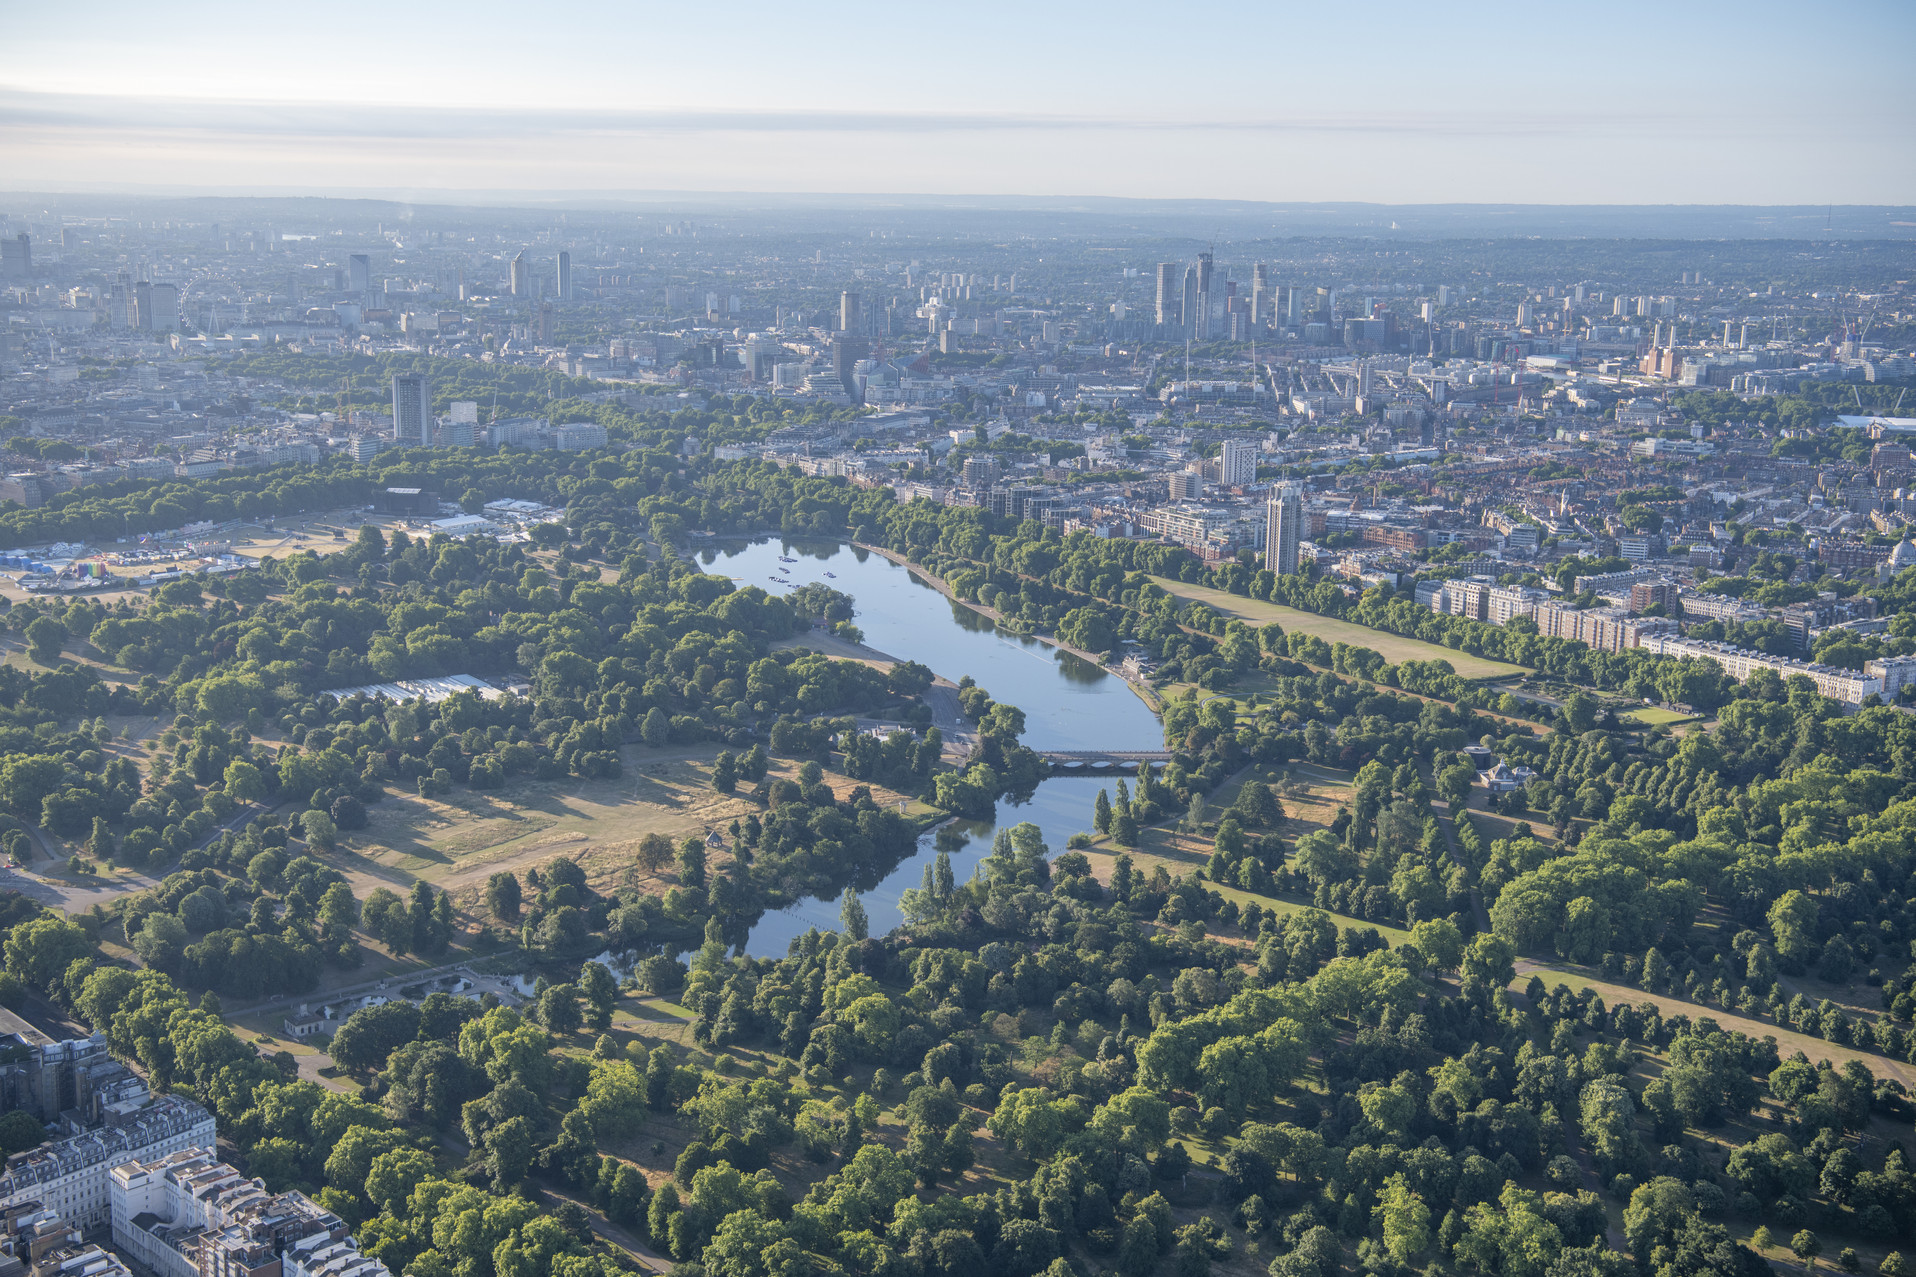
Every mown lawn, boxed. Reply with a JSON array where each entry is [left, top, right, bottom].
[[1146, 577, 1526, 678]]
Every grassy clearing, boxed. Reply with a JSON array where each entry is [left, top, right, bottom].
[[1516, 963, 1916, 1088], [331, 749, 934, 912], [1146, 576, 1527, 678], [1622, 705, 1697, 727]]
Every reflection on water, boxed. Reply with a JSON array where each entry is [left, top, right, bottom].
[[699, 537, 1160, 752], [741, 775, 1116, 957], [687, 537, 1164, 957]]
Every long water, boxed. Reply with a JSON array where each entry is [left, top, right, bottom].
[[694, 538, 1164, 954]]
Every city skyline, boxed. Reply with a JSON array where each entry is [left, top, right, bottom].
[[3, 0, 1912, 204]]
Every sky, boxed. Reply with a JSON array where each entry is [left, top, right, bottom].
[[2, 0, 1913, 204]]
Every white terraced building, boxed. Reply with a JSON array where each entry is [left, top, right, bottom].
[[111, 1148, 389, 1277], [1638, 635, 1882, 705], [0, 1095, 214, 1232]]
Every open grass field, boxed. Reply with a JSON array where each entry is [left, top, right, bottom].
[[1622, 705, 1697, 727], [1519, 961, 1916, 1090], [326, 748, 938, 914], [1146, 576, 1526, 678]]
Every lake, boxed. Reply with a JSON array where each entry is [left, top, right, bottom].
[[694, 537, 1164, 955]]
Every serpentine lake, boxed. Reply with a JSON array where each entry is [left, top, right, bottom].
[[695, 538, 1165, 956]]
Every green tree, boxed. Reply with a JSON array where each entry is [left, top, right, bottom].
[[640, 707, 669, 747], [4, 914, 91, 992], [1438, 762, 1476, 806], [539, 983, 581, 1034], [1580, 1077, 1640, 1168], [324, 1124, 407, 1193], [0, 1110, 47, 1157], [578, 961, 617, 1030], [486, 872, 522, 920], [223, 759, 267, 805], [1118, 1214, 1159, 1277], [486, 1114, 536, 1185], [676, 838, 706, 888], [1461, 933, 1516, 989], [1410, 918, 1464, 974], [132, 913, 187, 972], [1623, 1178, 1695, 1259], [1767, 890, 1819, 967], [839, 886, 868, 941], [24, 616, 65, 665], [1559, 691, 1598, 734], [364, 1147, 435, 1214], [1376, 1173, 1431, 1264], [300, 810, 338, 851]]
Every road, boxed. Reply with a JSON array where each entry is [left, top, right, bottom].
[[4, 797, 267, 914], [919, 682, 976, 761]]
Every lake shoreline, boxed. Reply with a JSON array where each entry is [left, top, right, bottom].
[[685, 535, 1164, 952], [847, 539, 1164, 715]]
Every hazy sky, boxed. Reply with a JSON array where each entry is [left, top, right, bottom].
[[3, 0, 1912, 203]]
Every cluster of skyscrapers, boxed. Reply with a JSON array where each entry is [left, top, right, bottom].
[[1154, 254, 1327, 343]]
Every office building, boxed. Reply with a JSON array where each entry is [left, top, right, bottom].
[[742, 332, 778, 381], [1629, 579, 1679, 614], [1265, 486, 1303, 574], [1486, 584, 1547, 626], [131, 281, 151, 331], [1155, 263, 1177, 327], [148, 284, 179, 333], [390, 373, 431, 446], [1139, 503, 1264, 556], [346, 254, 370, 293], [961, 456, 1000, 488], [509, 251, 529, 297], [839, 291, 861, 334], [1181, 265, 1197, 336], [1168, 471, 1201, 501], [832, 338, 865, 400], [1251, 263, 1268, 325], [1195, 251, 1213, 338], [556, 250, 572, 300], [537, 303, 553, 345], [2, 235, 30, 282], [112, 1148, 390, 1277], [487, 419, 548, 450], [1219, 438, 1257, 487], [555, 423, 607, 450]]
